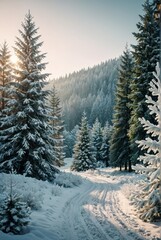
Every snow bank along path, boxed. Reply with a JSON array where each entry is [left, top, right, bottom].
[[0, 164, 160, 240], [60, 169, 160, 240]]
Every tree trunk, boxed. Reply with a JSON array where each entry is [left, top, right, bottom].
[[124, 161, 127, 171], [128, 160, 132, 172]]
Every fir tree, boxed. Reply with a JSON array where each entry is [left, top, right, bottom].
[[91, 118, 103, 165], [0, 176, 30, 234], [0, 12, 59, 181], [100, 122, 112, 167], [64, 125, 79, 157], [49, 85, 64, 167], [109, 46, 134, 171], [71, 113, 96, 171], [0, 42, 12, 113], [133, 70, 161, 222], [129, 0, 160, 165]]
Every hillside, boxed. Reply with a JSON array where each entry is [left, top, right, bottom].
[[47, 58, 120, 131]]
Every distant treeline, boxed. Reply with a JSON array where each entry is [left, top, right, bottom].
[[48, 58, 120, 131]]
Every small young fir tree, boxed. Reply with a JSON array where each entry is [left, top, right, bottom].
[[71, 113, 96, 171], [0, 176, 31, 234]]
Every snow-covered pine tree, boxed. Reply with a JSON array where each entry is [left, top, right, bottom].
[[129, 0, 160, 166], [109, 46, 134, 171], [0, 42, 12, 113], [71, 113, 96, 171], [91, 118, 103, 166], [133, 69, 161, 222], [100, 121, 112, 167], [49, 85, 64, 167], [0, 12, 59, 181], [64, 125, 79, 157], [0, 176, 30, 234]]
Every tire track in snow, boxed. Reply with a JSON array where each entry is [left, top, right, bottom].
[[61, 182, 96, 240], [82, 173, 132, 239], [90, 173, 157, 240], [105, 189, 145, 240], [61, 179, 116, 240], [60, 171, 158, 240], [84, 180, 137, 240], [108, 190, 156, 240], [83, 186, 121, 240]]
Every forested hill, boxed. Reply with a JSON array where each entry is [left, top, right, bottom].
[[47, 58, 120, 131]]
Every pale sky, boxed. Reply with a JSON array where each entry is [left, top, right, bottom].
[[0, 0, 143, 78]]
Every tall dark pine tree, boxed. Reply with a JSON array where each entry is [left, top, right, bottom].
[[0, 12, 59, 181], [49, 85, 64, 167], [109, 47, 134, 171], [71, 113, 96, 171], [129, 0, 160, 165], [0, 42, 12, 113]]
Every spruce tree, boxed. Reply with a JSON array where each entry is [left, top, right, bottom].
[[100, 122, 112, 167], [0, 175, 31, 234], [0, 42, 12, 113], [0, 12, 59, 181], [64, 125, 79, 157], [71, 113, 96, 171], [132, 70, 161, 222], [109, 47, 134, 171], [129, 0, 160, 165], [91, 118, 103, 165], [0, 194, 30, 234], [49, 85, 64, 167]]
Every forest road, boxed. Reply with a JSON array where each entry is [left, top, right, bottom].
[[60, 170, 157, 240]]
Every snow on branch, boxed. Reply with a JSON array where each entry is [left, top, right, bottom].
[[134, 65, 161, 222]]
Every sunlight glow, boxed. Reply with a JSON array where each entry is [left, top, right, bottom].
[[11, 54, 18, 65]]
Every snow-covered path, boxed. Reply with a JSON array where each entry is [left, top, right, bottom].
[[59, 170, 160, 240], [0, 164, 160, 240]]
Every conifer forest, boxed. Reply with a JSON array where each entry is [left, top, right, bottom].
[[0, 1, 161, 239]]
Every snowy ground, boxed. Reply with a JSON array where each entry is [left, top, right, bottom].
[[0, 158, 160, 240]]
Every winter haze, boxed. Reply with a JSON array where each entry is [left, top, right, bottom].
[[0, 0, 143, 78]]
